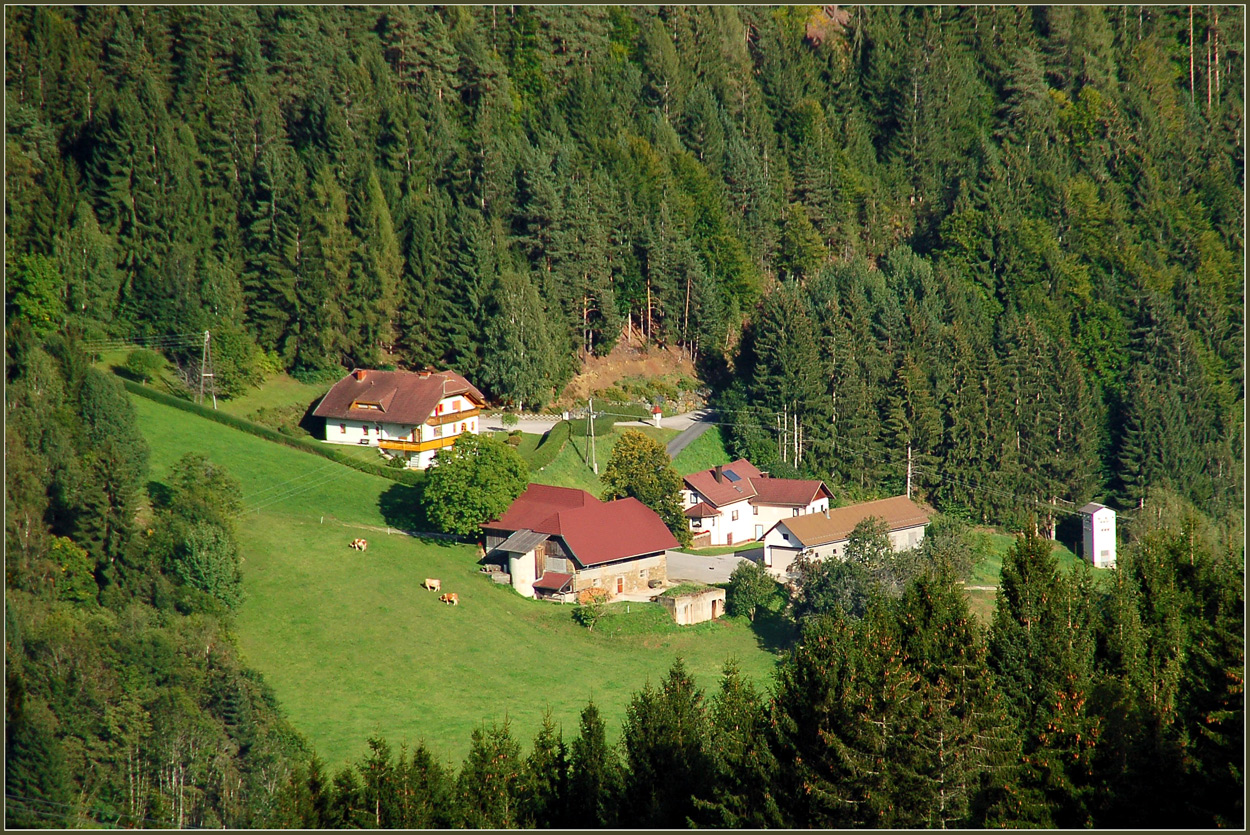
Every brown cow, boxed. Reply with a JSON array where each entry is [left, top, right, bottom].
[[424, 578, 441, 592], [439, 592, 459, 606], [349, 538, 369, 551]]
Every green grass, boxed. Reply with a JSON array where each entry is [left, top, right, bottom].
[[672, 425, 731, 475], [132, 395, 780, 770], [679, 541, 766, 556], [215, 372, 327, 421], [964, 531, 1110, 623], [530, 426, 679, 495]]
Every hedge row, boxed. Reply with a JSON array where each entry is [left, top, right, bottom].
[[526, 420, 571, 472], [567, 413, 619, 438], [121, 380, 423, 486]]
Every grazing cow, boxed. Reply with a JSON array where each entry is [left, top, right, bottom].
[[424, 578, 441, 592], [358, 539, 367, 552], [349, 539, 361, 550], [439, 592, 459, 606]]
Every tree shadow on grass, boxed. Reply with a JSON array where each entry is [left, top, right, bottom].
[[749, 607, 800, 656], [378, 481, 428, 531], [146, 480, 173, 511]]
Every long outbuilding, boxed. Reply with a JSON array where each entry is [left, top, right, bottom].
[[760, 495, 930, 576]]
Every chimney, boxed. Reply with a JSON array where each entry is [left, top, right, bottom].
[[353, 369, 366, 381], [714, 465, 723, 483]]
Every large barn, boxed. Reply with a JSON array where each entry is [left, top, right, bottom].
[[482, 484, 677, 600], [312, 368, 484, 468]]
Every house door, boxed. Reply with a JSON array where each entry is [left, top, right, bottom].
[[754, 524, 763, 539], [726, 533, 733, 546], [616, 576, 624, 594]]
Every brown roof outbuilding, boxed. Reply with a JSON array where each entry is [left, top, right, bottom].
[[772, 496, 930, 548]]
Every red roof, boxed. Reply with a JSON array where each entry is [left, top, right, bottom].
[[683, 459, 760, 506], [684, 458, 831, 509], [683, 501, 720, 519], [752, 478, 832, 507], [313, 368, 485, 426], [533, 572, 573, 592], [486, 486, 677, 567], [486, 484, 598, 535], [558, 497, 678, 566]]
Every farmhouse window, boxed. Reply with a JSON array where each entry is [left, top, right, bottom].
[[460, 423, 467, 432], [434, 425, 443, 438], [731, 510, 739, 521], [692, 519, 702, 529], [340, 424, 346, 434], [753, 505, 759, 515], [793, 508, 799, 516], [639, 569, 646, 578], [435, 404, 443, 415]]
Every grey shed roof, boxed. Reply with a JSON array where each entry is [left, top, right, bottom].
[[1078, 502, 1112, 515], [496, 529, 550, 554]]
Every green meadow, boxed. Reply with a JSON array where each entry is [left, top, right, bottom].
[[132, 395, 782, 770]]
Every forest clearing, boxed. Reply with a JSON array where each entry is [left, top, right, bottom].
[[132, 392, 779, 767]]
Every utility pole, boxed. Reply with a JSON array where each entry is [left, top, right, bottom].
[[588, 397, 598, 475], [906, 442, 912, 499], [198, 330, 217, 409]]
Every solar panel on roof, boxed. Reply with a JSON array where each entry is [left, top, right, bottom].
[[724, 470, 741, 482]]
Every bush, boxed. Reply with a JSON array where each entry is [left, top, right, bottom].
[[505, 434, 522, 446], [387, 455, 408, 469], [123, 348, 166, 383], [526, 420, 571, 471], [500, 412, 519, 428]]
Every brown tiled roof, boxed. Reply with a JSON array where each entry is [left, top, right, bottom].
[[312, 369, 485, 426], [751, 478, 832, 507], [683, 501, 720, 519], [684, 458, 830, 509], [683, 459, 760, 506], [534, 572, 573, 592], [486, 487, 677, 567], [771, 496, 930, 547]]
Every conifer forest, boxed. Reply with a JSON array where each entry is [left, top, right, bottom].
[[4, 5, 1245, 829]]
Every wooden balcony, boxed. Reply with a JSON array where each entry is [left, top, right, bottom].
[[377, 435, 459, 454], [427, 407, 481, 427]]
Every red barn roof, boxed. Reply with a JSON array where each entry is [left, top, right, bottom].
[[313, 368, 484, 426], [486, 486, 677, 567]]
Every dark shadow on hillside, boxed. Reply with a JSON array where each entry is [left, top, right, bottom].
[[298, 397, 325, 440], [749, 606, 800, 656], [146, 479, 173, 512], [378, 481, 428, 531]]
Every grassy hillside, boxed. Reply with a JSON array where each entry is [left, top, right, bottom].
[[964, 531, 1109, 624], [133, 396, 780, 769], [528, 425, 678, 495], [671, 425, 731, 475]]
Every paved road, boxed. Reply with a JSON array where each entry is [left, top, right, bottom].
[[479, 408, 711, 437], [665, 547, 763, 583], [665, 410, 716, 458]]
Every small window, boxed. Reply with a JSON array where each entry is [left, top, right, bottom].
[[592, 578, 600, 587], [340, 424, 347, 434], [731, 510, 739, 521], [461, 422, 467, 432], [783, 533, 791, 543], [793, 508, 800, 517], [639, 569, 646, 578], [753, 505, 759, 516], [434, 425, 443, 438], [692, 519, 702, 529], [435, 404, 443, 415]]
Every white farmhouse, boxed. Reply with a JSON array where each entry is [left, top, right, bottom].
[[681, 459, 833, 547], [761, 495, 930, 578], [1079, 502, 1117, 568], [312, 368, 485, 469]]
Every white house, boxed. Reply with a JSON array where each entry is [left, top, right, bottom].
[[682, 459, 833, 547], [761, 495, 930, 577], [312, 368, 485, 469], [1079, 502, 1117, 568]]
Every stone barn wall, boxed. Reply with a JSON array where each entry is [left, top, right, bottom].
[[659, 587, 727, 626]]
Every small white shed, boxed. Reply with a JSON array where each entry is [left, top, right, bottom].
[[1079, 503, 1117, 569]]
